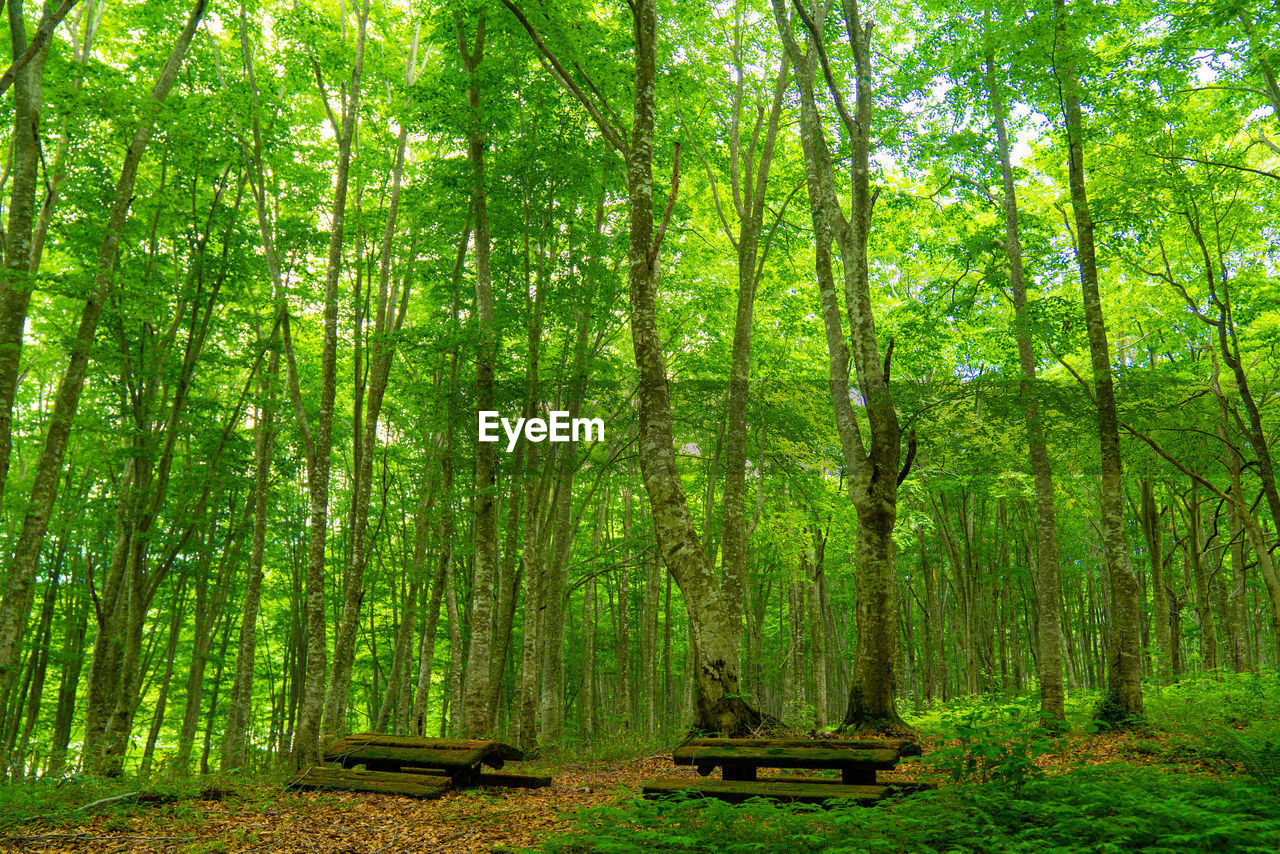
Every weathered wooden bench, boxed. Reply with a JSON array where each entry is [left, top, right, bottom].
[[642, 737, 924, 804], [289, 733, 550, 797]]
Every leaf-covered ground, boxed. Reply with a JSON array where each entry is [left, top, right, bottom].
[[0, 755, 684, 853]]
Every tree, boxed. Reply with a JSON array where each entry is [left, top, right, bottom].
[[773, 0, 913, 732]]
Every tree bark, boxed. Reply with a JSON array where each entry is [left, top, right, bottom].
[[0, 0, 58, 502], [0, 0, 208, 736], [714, 27, 790, 691], [291, 0, 368, 768], [458, 9, 499, 739], [1054, 0, 1143, 721], [222, 331, 279, 771], [1139, 479, 1171, 679], [322, 118, 413, 743], [987, 53, 1065, 722], [773, 0, 908, 733]]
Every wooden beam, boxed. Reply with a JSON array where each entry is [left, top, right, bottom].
[[640, 777, 888, 804]]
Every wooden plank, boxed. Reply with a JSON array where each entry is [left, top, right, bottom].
[[476, 771, 553, 789], [687, 737, 921, 756], [673, 745, 901, 770], [288, 766, 450, 798], [752, 776, 939, 795], [640, 777, 888, 804], [324, 744, 489, 770], [397, 766, 551, 788], [325, 733, 524, 761]]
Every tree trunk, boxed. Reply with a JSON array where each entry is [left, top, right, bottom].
[[773, 0, 907, 733], [1140, 479, 1171, 679], [291, 0, 368, 768], [0, 0, 58, 502], [715, 26, 790, 694], [48, 556, 89, 778], [0, 0, 208, 735], [1184, 484, 1219, 671], [986, 53, 1065, 723], [1054, 0, 1143, 721], [803, 548, 827, 728], [222, 332, 279, 771], [141, 579, 188, 778], [323, 118, 412, 743], [458, 9, 499, 739]]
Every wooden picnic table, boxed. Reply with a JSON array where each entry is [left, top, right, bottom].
[[644, 737, 925, 804], [324, 733, 524, 785], [289, 733, 550, 798]]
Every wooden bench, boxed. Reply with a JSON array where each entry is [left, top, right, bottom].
[[642, 737, 923, 804], [289, 733, 549, 797]]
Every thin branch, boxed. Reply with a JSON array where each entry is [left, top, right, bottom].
[[499, 0, 626, 152], [1175, 84, 1269, 98], [311, 59, 343, 139], [0, 0, 81, 97], [648, 142, 681, 268], [753, 181, 804, 285], [685, 125, 738, 248], [1142, 149, 1280, 182], [791, 0, 859, 143]]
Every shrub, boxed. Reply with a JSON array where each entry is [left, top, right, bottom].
[[540, 766, 1280, 853]]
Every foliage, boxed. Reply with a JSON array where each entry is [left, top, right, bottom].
[[539, 766, 1280, 853], [0, 770, 298, 832], [923, 699, 1055, 792]]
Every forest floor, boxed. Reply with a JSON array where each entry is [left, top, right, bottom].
[[0, 728, 1253, 854]]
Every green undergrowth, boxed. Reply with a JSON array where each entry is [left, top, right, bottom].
[[0, 769, 323, 832], [907, 670, 1280, 735], [539, 765, 1280, 853], [905, 671, 1280, 782]]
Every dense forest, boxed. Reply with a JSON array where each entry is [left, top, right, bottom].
[[0, 0, 1278, 849]]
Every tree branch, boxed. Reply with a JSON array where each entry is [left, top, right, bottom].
[[647, 142, 681, 269], [499, 0, 626, 152], [0, 0, 81, 98], [791, 0, 859, 143]]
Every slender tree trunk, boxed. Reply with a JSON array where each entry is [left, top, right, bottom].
[[412, 226, 467, 736], [176, 520, 239, 775], [323, 119, 412, 743], [0, 0, 208, 730], [1221, 424, 1251, 672], [1054, 0, 1142, 720], [1140, 479, 1171, 679], [444, 560, 464, 736], [8, 558, 58, 777], [716, 30, 790, 692], [0, 0, 58, 501], [642, 527, 660, 737], [222, 338, 279, 771], [613, 495, 632, 730], [986, 54, 1065, 723], [1185, 484, 1219, 671], [458, 9, 499, 739], [47, 556, 88, 778], [292, 0, 369, 768], [140, 578, 187, 778], [773, 0, 907, 732]]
